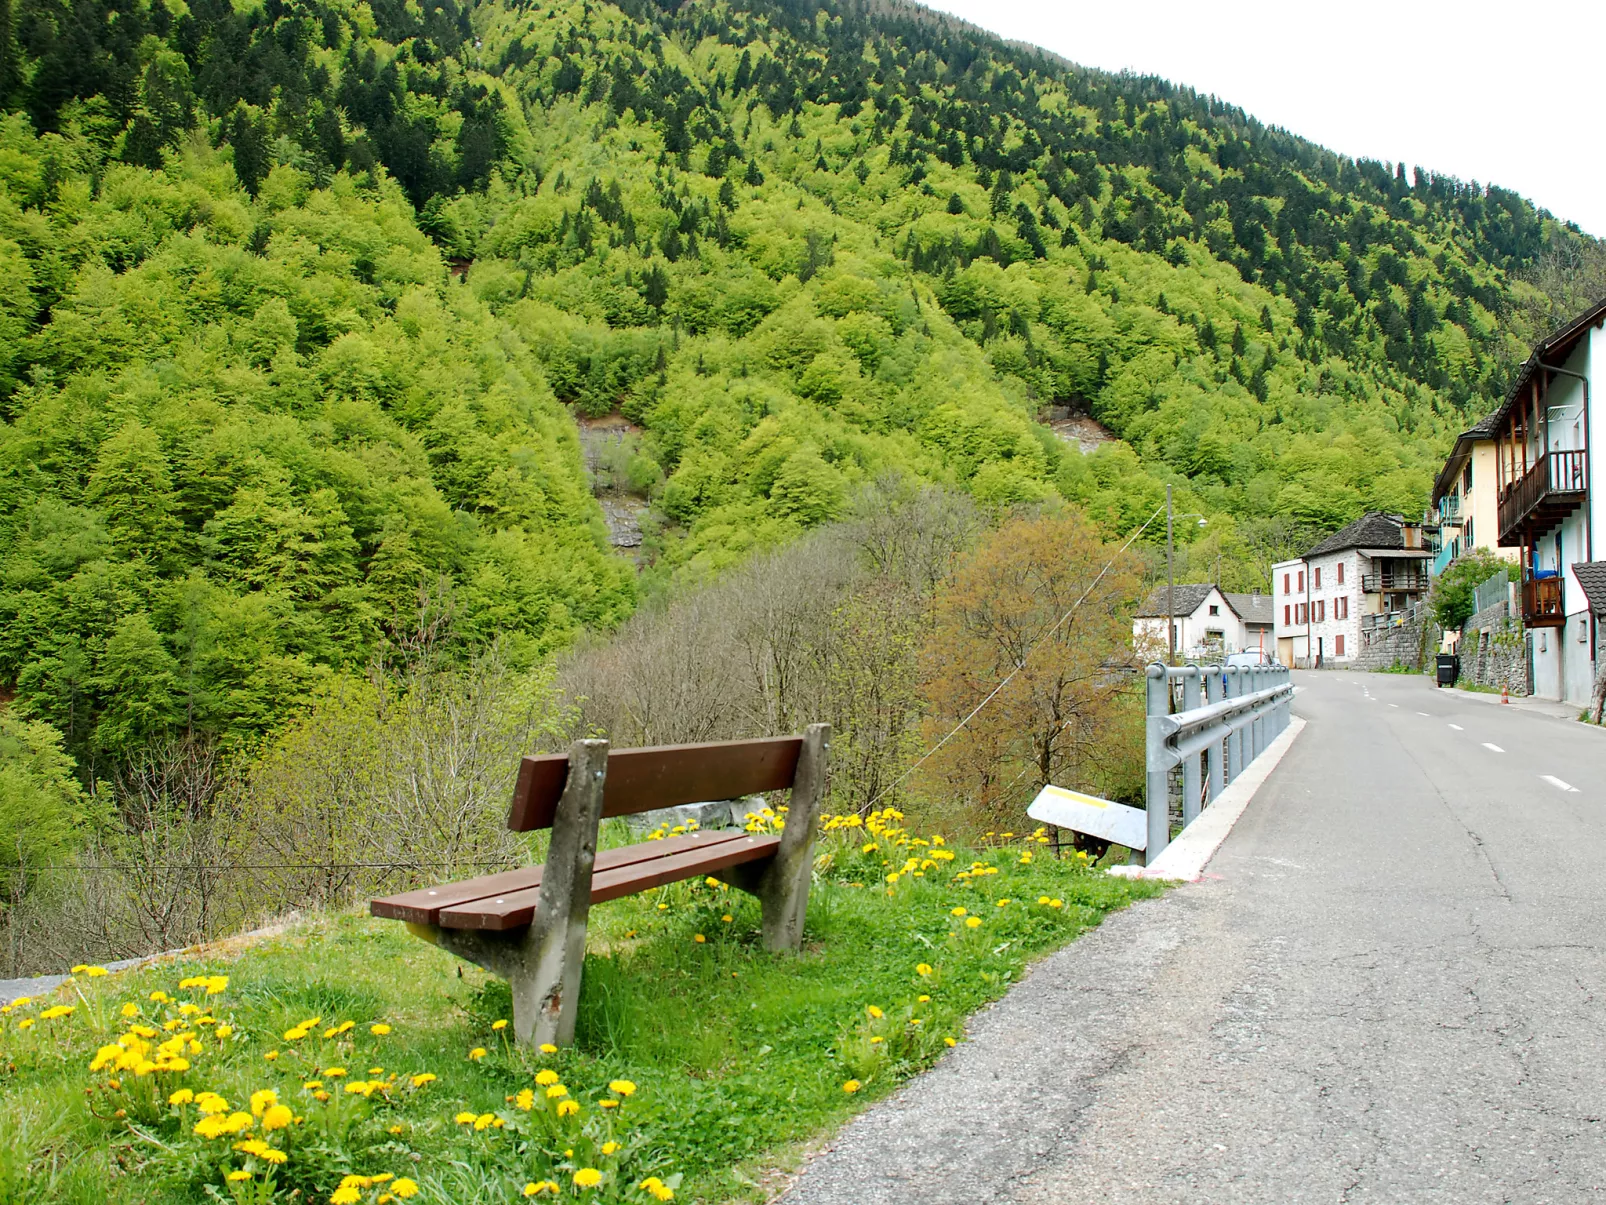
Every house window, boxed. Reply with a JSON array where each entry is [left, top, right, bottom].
[[1463, 462, 1473, 492], [1208, 604, 1219, 616], [1337, 562, 1345, 585], [1315, 566, 1322, 589], [1335, 634, 1346, 657], [1317, 600, 1325, 622], [1298, 570, 1305, 592], [1284, 604, 1291, 625], [1338, 596, 1348, 620], [1283, 572, 1291, 594]]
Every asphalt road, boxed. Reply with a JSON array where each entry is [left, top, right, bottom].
[[781, 671, 1606, 1204]]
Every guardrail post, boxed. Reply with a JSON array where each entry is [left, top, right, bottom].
[[1223, 666, 1240, 782], [1204, 666, 1226, 803], [1181, 667, 1203, 824], [1144, 664, 1170, 866], [1253, 667, 1266, 758]]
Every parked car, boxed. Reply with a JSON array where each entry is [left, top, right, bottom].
[[1225, 649, 1282, 668]]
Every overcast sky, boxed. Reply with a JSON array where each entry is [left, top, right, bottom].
[[919, 0, 1606, 239]]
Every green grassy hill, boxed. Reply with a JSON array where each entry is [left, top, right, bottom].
[[1, 0, 1599, 766]]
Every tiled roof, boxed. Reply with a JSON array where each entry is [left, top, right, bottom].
[[1575, 561, 1606, 615], [1226, 592, 1275, 626], [1304, 512, 1407, 558], [1134, 583, 1219, 619]]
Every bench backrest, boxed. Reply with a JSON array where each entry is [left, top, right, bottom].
[[507, 736, 805, 833]]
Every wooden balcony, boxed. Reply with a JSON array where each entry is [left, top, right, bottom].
[[1361, 570, 1429, 594], [1521, 576, 1565, 628], [1498, 449, 1586, 545]]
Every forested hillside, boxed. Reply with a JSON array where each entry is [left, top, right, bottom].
[[1, 0, 1600, 769]]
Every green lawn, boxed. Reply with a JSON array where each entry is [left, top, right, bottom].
[[0, 819, 1162, 1204]]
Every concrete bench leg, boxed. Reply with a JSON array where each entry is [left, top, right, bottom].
[[755, 723, 829, 953], [508, 737, 608, 1048]]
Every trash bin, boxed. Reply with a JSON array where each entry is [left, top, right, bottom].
[[1436, 654, 1459, 688]]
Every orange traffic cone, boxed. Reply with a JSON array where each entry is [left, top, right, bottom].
[[1501, 684, 1510, 705]]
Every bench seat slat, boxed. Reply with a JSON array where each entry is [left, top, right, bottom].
[[438, 833, 780, 931], [369, 831, 741, 925]]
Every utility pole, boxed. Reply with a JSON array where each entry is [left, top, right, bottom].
[[1166, 484, 1175, 666]]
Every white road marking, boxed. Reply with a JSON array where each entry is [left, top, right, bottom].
[[1482, 743, 1505, 753], [1449, 724, 1464, 731], [1416, 711, 1431, 717], [1541, 775, 1579, 793], [1388, 703, 1399, 708]]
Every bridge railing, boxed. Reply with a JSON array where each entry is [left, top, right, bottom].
[[1143, 663, 1294, 863]]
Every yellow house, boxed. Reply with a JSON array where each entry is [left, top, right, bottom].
[[1430, 410, 1516, 576]]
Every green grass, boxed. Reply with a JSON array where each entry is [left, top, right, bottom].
[[0, 825, 1162, 1204], [1455, 680, 1502, 694]]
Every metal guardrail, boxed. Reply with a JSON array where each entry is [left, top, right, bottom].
[[1143, 663, 1294, 864]]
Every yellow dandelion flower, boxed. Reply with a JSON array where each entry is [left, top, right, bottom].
[[534, 1069, 559, 1085], [169, 1089, 194, 1106], [573, 1168, 603, 1189], [388, 1124, 405, 1134], [599, 1099, 618, 1109], [965, 916, 982, 929], [693, 934, 706, 944], [996, 899, 1011, 907], [539, 1043, 558, 1054], [721, 914, 733, 923], [916, 963, 933, 977], [917, 995, 931, 1003], [330, 1188, 361, 1205], [1050, 899, 1063, 909], [491, 1019, 508, 1031], [391, 1179, 419, 1199], [842, 1079, 862, 1093], [370, 1023, 392, 1036], [324, 1068, 347, 1078], [514, 1089, 534, 1111], [607, 1080, 637, 1097], [950, 907, 967, 917], [556, 1099, 580, 1117], [866, 1005, 883, 1019], [119, 1002, 139, 1018], [410, 1073, 437, 1087], [944, 1037, 958, 1047], [545, 1084, 568, 1099], [262, 1105, 293, 1131], [601, 1140, 621, 1155], [228, 1170, 251, 1183], [454, 1112, 476, 1125], [468, 1048, 487, 1061]]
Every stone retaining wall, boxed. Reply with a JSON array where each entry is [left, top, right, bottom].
[[1457, 600, 1528, 696], [1353, 607, 1438, 672]]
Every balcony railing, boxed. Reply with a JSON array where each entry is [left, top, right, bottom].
[[1362, 571, 1429, 593], [1521, 576, 1565, 628], [1498, 449, 1587, 544]]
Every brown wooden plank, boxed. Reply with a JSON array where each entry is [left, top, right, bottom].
[[370, 831, 740, 925], [439, 833, 779, 931], [507, 736, 803, 832]]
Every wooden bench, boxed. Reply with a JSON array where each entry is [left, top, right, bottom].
[[371, 725, 829, 1047]]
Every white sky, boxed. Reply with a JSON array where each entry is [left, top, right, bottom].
[[919, 0, 1606, 239]]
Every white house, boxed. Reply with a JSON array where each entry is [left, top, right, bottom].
[[1273, 513, 1432, 667], [1133, 584, 1256, 660], [1486, 298, 1606, 705]]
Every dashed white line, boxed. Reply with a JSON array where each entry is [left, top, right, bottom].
[[1482, 742, 1505, 753], [1541, 775, 1580, 793], [1416, 712, 1431, 717], [1388, 703, 1399, 708], [1449, 724, 1464, 731]]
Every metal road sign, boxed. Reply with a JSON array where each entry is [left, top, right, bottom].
[[1027, 783, 1148, 851]]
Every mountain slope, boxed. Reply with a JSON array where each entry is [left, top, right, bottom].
[[0, 0, 1599, 766]]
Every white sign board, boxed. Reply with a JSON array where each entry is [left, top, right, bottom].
[[1027, 783, 1147, 851]]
